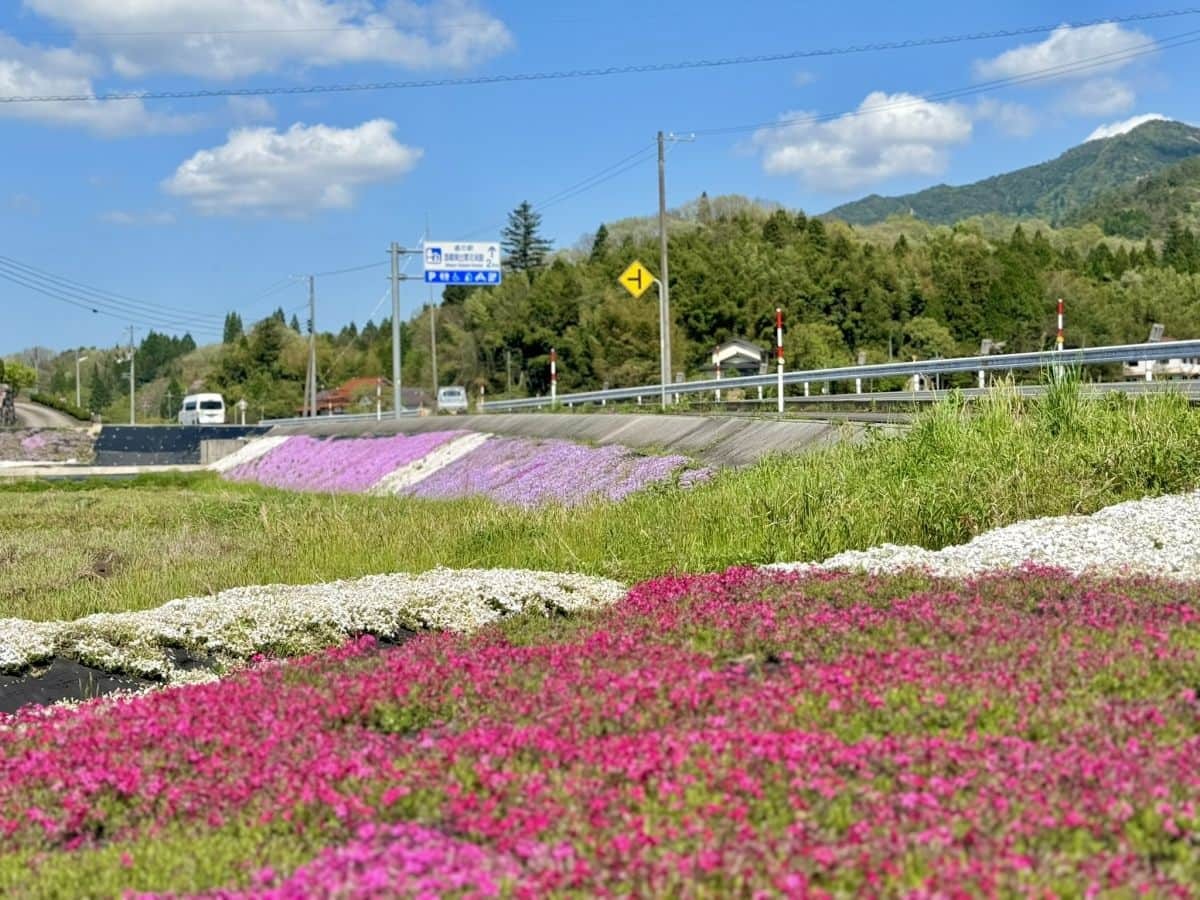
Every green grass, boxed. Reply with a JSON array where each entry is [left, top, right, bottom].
[[3, 384, 1199, 622]]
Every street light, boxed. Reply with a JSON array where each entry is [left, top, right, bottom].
[[75, 353, 88, 409]]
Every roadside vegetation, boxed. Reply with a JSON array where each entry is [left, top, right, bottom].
[[3, 383, 1198, 622]]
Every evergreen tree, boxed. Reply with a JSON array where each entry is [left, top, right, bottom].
[[289, 314, 301, 332], [272, 307, 287, 326], [590, 224, 610, 262], [87, 367, 113, 413], [501, 201, 553, 273], [223, 312, 244, 344], [697, 191, 713, 226]]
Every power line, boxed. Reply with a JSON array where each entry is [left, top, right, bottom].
[[0, 264, 222, 337], [0, 254, 224, 325], [2, 8, 1198, 104], [0, 261, 224, 333], [310, 260, 389, 278], [689, 28, 1200, 137]]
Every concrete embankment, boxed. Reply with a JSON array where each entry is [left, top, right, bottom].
[[268, 413, 896, 468]]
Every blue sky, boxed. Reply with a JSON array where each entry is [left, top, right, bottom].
[[1, 0, 1197, 353]]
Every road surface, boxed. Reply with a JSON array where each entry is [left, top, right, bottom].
[[13, 401, 81, 429]]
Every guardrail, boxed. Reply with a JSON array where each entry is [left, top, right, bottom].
[[262, 409, 424, 427], [479, 341, 1200, 413]]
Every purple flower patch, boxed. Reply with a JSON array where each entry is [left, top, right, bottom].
[[224, 432, 463, 493], [403, 437, 705, 508]]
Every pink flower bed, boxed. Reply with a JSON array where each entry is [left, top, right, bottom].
[[403, 437, 697, 507], [5, 568, 1200, 894], [223, 432, 463, 493], [0, 428, 94, 462]]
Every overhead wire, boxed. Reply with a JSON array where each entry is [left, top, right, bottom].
[[0, 264, 223, 338], [7, 7, 1197, 40], [2, 8, 1199, 104], [689, 27, 1199, 136], [0, 254, 224, 326]]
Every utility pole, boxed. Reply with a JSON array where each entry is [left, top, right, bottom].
[[430, 301, 438, 397], [657, 131, 671, 401], [307, 275, 317, 418], [75, 352, 88, 409], [656, 130, 695, 405], [390, 242, 403, 419], [426, 214, 438, 400], [126, 326, 136, 425]]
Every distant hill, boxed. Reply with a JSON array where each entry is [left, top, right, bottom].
[[825, 120, 1200, 227], [1066, 156, 1200, 238]]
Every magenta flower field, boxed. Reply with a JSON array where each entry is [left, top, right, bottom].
[[403, 436, 695, 507], [220, 432, 704, 506], [4, 567, 1200, 895], [223, 432, 463, 493]]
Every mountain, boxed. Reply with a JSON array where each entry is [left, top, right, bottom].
[[825, 120, 1200, 227], [1065, 156, 1200, 238]]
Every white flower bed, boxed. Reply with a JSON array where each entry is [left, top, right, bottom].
[[769, 490, 1200, 580], [370, 432, 491, 495], [0, 569, 626, 680], [208, 435, 290, 473]]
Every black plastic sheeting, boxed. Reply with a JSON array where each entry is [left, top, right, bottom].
[[94, 426, 271, 466]]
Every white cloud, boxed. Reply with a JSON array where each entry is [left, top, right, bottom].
[[974, 98, 1036, 137], [0, 34, 197, 135], [7, 193, 40, 215], [974, 23, 1153, 82], [24, 0, 514, 80], [163, 119, 422, 217], [101, 209, 176, 225], [792, 71, 816, 88], [1086, 112, 1168, 142], [753, 92, 972, 191], [227, 96, 276, 124], [1061, 77, 1136, 116]]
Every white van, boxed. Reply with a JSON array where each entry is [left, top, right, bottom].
[[436, 386, 469, 414], [179, 393, 226, 426]]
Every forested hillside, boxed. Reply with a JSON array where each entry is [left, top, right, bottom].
[[24, 197, 1200, 422], [826, 119, 1200, 226], [1066, 156, 1200, 238]]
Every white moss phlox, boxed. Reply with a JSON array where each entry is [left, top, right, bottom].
[[0, 569, 627, 681]]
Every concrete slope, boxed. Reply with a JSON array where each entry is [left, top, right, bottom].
[[269, 413, 900, 468], [13, 401, 80, 429]]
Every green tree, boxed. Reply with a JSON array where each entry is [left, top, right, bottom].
[[903, 316, 959, 360], [87, 366, 113, 412], [223, 312, 244, 344], [289, 314, 301, 333], [502, 201, 553, 273], [1, 360, 36, 391], [590, 224, 610, 262]]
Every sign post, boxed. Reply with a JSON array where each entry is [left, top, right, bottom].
[[423, 242, 503, 285], [775, 308, 785, 414], [618, 260, 668, 409]]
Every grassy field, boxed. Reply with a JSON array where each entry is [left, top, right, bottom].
[[3, 383, 1199, 622]]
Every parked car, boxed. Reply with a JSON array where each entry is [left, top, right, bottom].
[[436, 386, 469, 414], [179, 393, 226, 425]]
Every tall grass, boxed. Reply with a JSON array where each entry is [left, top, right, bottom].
[[3, 384, 1198, 621]]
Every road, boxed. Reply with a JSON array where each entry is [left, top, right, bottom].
[[13, 401, 81, 429]]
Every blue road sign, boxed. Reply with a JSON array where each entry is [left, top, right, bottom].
[[424, 271, 503, 284]]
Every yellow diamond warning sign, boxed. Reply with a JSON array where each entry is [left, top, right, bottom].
[[618, 260, 655, 299]]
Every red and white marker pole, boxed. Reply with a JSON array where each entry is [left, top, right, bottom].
[[1056, 298, 1065, 352], [714, 346, 722, 402], [549, 348, 558, 407], [775, 307, 785, 414]]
